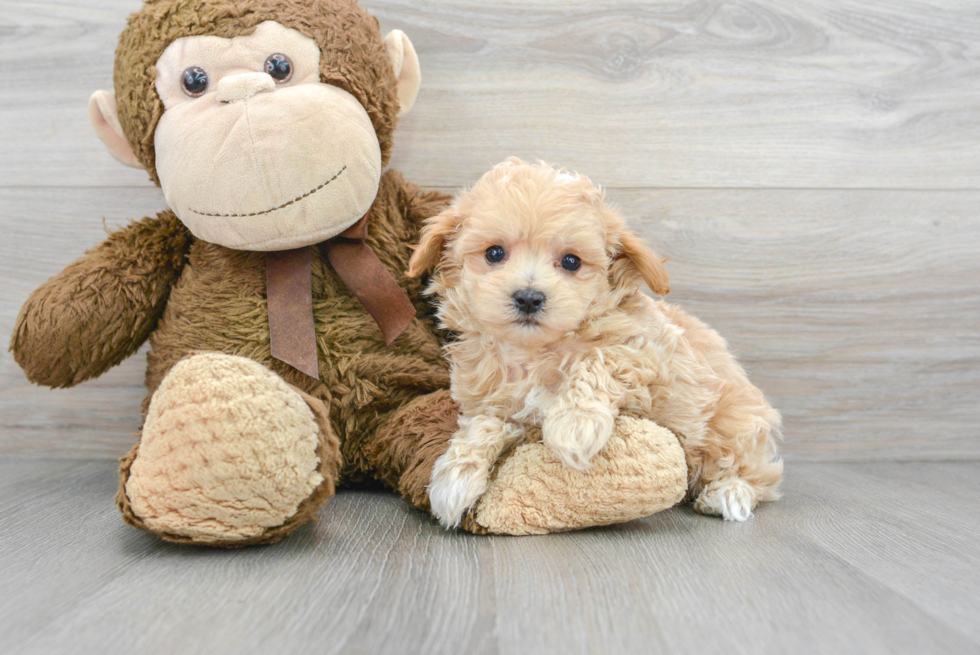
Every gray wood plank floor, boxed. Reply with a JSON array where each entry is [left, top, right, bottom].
[[1, 459, 978, 655], [2, 2, 978, 653]]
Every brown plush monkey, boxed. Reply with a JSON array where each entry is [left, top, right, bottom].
[[11, 0, 687, 546]]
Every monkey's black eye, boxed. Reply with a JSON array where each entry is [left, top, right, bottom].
[[560, 254, 582, 272], [180, 67, 209, 97], [485, 245, 506, 264], [265, 54, 293, 83]]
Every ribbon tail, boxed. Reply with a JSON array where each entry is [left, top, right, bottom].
[[323, 241, 416, 346], [266, 248, 320, 379]]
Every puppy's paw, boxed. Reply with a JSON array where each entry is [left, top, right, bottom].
[[542, 405, 616, 472], [427, 452, 491, 529], [694, 478, 757, 521]]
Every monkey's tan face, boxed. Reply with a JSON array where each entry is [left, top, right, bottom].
[[153, 21, 382, 251]]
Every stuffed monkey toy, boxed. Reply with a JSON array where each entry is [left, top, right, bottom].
[[11, 0, 688, 546]]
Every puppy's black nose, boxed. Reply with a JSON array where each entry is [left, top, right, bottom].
[[513, 288, 546, 315]]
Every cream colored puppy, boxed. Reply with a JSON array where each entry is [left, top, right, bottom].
[[407, 159, 783, 528]]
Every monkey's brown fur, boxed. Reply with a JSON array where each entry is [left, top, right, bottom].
[[14, 169, 455, 545], [135, 171, 453, 482], [12, 0, 455, 546]]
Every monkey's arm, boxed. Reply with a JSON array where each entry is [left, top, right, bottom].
[[381, 170, 453, 335], [11, 211, 192, 388], [390, 170, 452, 233]]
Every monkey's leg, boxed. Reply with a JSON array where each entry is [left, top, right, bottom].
[[464, 417, 689, 535], [367, 397, 689, 535], [117, 353, 341, 547], [365, 389, 459, 514]]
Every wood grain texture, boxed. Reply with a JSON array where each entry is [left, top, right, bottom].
[[2, 2, 978, 652], [611, 187, 980, 461], [1, 460, 978, 654], [0, 187, 168, 457], [1, 0, 978, 459], [2, 187, 977, 460], [1, 0, 979, 188]]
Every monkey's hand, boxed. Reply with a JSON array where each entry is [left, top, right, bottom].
[[11, 212, 190, 388]]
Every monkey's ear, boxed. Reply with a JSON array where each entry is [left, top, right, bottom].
[[406, 209, 459, 278], [88, 91, 144, 169], [383, 30, 421, 118]]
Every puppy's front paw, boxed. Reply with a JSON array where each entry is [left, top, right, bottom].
[[542, 406, 616, 472], [694, 478, 757, 521], [427, 452, 491, 529]]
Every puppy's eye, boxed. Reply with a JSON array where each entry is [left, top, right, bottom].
[[181, 67, 209, 97], [560, 254, 582, 272], [265, 54, 293, 83], [485, 245, 506, 264]]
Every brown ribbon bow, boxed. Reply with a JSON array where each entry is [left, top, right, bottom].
[[265, 215, 417, 378]]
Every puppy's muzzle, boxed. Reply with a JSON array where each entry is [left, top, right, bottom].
[[513, 288, 546, 316]]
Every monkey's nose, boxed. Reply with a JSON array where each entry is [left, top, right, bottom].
[[513, 288, 546, 316], [216, 73, 276, 103]]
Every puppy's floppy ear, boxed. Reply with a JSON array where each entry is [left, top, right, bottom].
[[406, 209, 460, 277], [613, 229, 671, 296]]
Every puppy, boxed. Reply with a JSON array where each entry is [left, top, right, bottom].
[[407, 159, 782, 528]]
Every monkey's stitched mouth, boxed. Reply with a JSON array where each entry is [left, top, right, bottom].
[[189, 165, 347, 218]]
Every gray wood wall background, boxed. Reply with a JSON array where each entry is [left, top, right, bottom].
[[1, 0, 977, 461]]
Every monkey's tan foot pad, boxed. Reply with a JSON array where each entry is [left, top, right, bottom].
[[462, 417, 688, 536], [118, 353, 340, 547]]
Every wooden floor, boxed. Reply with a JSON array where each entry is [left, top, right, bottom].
[[2, 1, 979, 653], [1, 459, 977, 655]]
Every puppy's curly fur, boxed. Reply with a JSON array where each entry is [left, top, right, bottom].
[[407, 159, 783, 527]]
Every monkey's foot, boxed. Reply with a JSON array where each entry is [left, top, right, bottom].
[[462, 417, 688, 535], [118, 353, 340, 547]]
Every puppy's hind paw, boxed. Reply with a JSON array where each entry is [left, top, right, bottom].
[[427, 455, 491, 529], [694, 478, 757, 522]]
